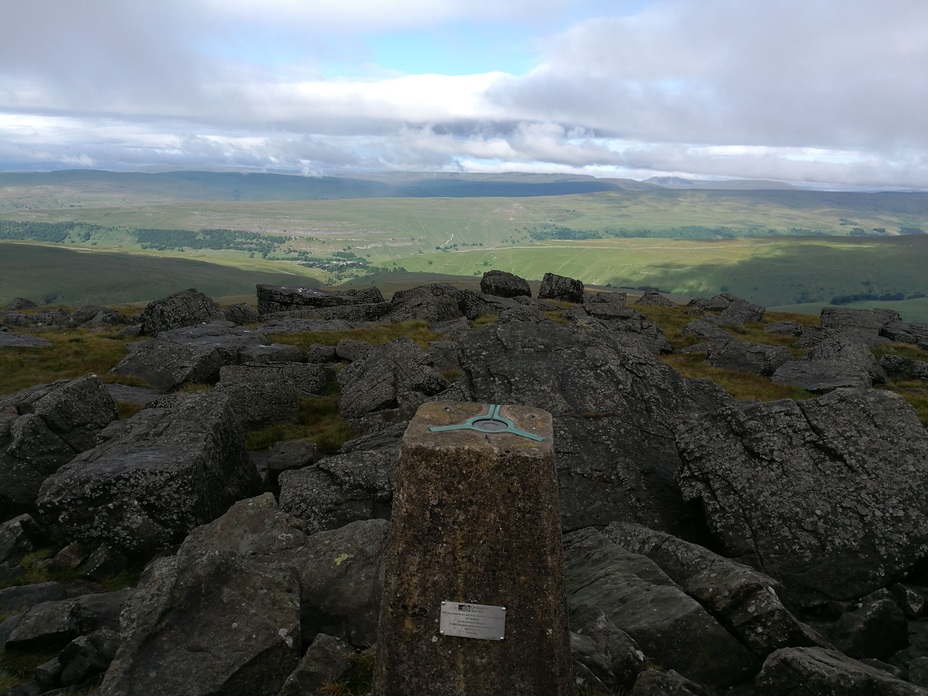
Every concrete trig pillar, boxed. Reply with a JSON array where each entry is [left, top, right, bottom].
[[373, 401, 573, 696]]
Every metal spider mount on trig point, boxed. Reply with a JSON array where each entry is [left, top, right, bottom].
[[427, 403, 546, 442], [372, 401, 573, 696]]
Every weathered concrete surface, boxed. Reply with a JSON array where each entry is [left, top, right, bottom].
[[374, 401, 573, 696]]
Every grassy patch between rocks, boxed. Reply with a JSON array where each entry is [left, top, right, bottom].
[[270, 319, 443, 351], [661, 350, 814, 403], [0, 328, 135, 395], [316, 650, 375, 696], [244, 387, 359, 456], [882, 381, 928, 427]]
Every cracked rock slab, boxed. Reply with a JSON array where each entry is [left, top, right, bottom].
[[676, 387, 928, 603]]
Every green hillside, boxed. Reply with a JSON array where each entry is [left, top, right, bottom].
[[2, 171, 928, 318], [0, 242, 321, 307]]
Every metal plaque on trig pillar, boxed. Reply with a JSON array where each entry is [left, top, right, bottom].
[[439, 601, 507, 641]]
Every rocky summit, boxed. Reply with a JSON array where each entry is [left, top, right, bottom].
[[2, 275, 928, 695]]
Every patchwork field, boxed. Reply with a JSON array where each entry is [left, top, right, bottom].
[[2, 171, 928, 320]]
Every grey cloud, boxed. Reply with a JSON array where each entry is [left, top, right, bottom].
[[1, 0, 927, 187], [495, 0, 928, 150]]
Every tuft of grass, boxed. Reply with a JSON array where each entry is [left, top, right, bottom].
[[661, 352, 814, 403], [244, 386, 358, 455], [634, 304, 700, 349], [0, 645, 60, 685], [178, 382, 213, 392], [872, 341, 928, 363], [882, 381, 928, 427], [470, 313, 499, 327], [542, 309, 570, 324], [440, 369, 461, 383], [314, 649, 375, 695], [116, 401, 145, 420], [0, 667, 19, 692], [270, 320, 443, 352], [0, 328, 136, 395]]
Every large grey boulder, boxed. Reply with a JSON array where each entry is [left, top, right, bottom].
[[820, 306, 901, 344], [569, 605, 647, 690], [765, 319, 804, 336], [635, 289, 676, 307], [772, 359, 873, 392], [223, 302, 260, 325], [604, 523, 823, 656], [382, 283, 465, 323], [5, 589, 129, 652], [256, 284, 384, 315], [825, 588, 909, 660], [539, 272, 584, 303], [277, 633, 355, 696], [0, 582, 65, 615], [881, 354, 928, 381], [37, 391, 260, 557], [568, 303, 671, 355], [109, 322, 272, 390], [564, 528, 757, 686], [215, 362, 331, 429], [278, 450, 395, 533], [480, 269, 531, 298], [628, 669, 709, 696], [139, 288, 224, 336], [686, 292, 742, 313], [683, 319, 731, 342], [756, 647, 928, 695], [808, 332, 886, 383], [297, 518, 389, 647], [0, 375, 117, 516], [884, 320, 928, 348], [0, 331, 53, 347], [458, 288, 523, 320], [709, 298, 765, 327], [97, 497, 303, 696], [676, 388, 928, 603], [706, 339, 791, 376], [456, 319, 722, 534], [337, 338, 450, 421], [71, 305, 130, 327], [6, 297, 37, 311]]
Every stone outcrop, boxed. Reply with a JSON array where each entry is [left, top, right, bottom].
[[772, 358, 874, 392], [564, 528, 757, 686], [539, 272, 585, 303], [1, 375, 117, 516], [456, 318, 718, 534], [603, 523, 824, 656], [5, 284, 928, 695], [139, 288, 224, 336], [709, 298, 765, 327], [37, 391, 260, 556], [109, 322, 276, 391], [635, 289, 675, 307], [820, 306, 901, 344], [337, 337, 450, 421], [97, 497, 303, 696], [706, 338, 791, 376], [278, 450, 394, 533], [215, 362, 331, 429], [676, 388, 928, 603], [480, 269, 531, 298], [256, 283, 384, 315], [882, 354, 928, 381], [756, 647, 928, 695]]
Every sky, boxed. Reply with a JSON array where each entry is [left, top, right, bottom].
[[1, 0, 927, 189]]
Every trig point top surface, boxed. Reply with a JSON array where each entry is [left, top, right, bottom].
[[404, 401, 553, 451]]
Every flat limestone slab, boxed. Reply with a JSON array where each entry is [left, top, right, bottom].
[[374, 401, 572, 696]]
